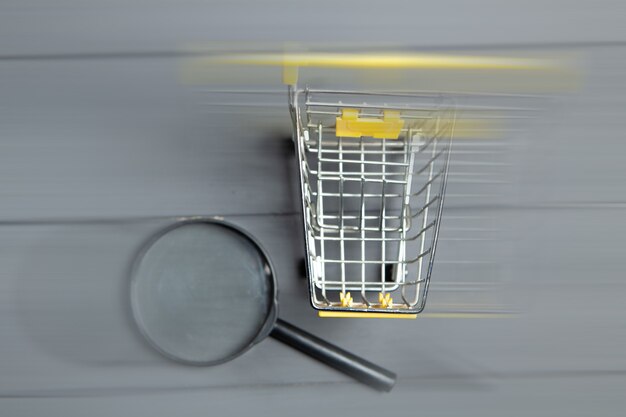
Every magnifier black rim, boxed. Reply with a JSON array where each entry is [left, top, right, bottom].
[[129, 217, 279, 366]]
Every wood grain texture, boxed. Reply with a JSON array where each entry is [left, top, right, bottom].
[[1, 3, 626, 415]]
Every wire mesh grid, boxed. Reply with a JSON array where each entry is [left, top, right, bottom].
[[290, 88, 456, 314]]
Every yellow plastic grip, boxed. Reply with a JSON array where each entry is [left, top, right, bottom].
[[318, 311, 417, 319], [336, 109, 404, 139]]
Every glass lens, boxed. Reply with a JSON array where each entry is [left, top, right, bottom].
[[131, 222, 273, 365]]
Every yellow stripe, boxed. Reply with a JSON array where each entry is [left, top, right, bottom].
[[318, 311, 514, 319], [213, 53, 553, 71], [318, 311, 417, 319]]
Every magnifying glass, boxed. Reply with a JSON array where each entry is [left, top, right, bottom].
[[130, 218, 396, 391]]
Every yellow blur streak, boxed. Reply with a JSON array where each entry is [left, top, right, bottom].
[[212, 52, 553, 71], [441, 118, 502, 139]]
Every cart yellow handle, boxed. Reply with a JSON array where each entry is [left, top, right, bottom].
[[336, 109, 404, 139]]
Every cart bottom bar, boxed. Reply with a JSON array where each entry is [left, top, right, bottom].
[[318, 311, 417, 319]]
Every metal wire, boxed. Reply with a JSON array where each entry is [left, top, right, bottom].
[[291, 87, 455, 313]]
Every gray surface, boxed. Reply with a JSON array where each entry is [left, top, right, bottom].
[[1, 2, 626, 416]]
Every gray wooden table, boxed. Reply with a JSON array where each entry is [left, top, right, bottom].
[[1, 1, 626, 415]]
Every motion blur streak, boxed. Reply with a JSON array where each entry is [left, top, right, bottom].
[[1, 1, 625, 416]]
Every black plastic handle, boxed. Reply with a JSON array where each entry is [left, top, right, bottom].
[[270, 318, 396, 392]]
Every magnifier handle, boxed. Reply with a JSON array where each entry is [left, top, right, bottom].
[[271, 318, 396, 392]]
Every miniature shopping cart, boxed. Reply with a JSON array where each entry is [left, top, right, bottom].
[[290, 87, 456, 317], [183, 48, 562, 317]]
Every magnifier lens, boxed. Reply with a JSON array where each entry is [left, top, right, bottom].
[[131, 222, 273, 365]]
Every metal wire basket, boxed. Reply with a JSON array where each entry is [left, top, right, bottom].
[[290, 87, 456, 316]]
